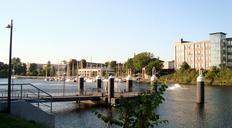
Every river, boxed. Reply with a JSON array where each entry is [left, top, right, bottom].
[[1, 78, 232, 128]]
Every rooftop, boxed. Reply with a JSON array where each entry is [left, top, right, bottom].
[[209, 32, 227, 35]]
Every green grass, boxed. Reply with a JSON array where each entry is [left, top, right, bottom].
[[0, 113, 46, 128]]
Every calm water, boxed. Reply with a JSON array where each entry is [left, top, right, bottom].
[[1, 78, 232, 128]]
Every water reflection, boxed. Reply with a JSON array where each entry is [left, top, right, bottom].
[[194, 104, 205, 128]]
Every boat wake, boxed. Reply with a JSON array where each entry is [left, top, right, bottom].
[[168, 84, 182, 90]]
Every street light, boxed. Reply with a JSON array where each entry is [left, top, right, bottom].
[[6, 19, 13, 113], [63, 73, 66, 96]]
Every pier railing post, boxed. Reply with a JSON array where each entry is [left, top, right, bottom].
[[78, 76, 84, 95], [126, 75, 133, 92], [20, 84, 22, 99], [96, 75, 102, 93], [50, 97, 52, 113], [38, 90, 40, 108]]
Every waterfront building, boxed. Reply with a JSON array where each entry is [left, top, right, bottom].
[[66, 59, 108, 77], [86, 62, 104, 68], [26, 63, 43, 72], [175, 32, 232, 69], [163, 60, 175, 69], [78, 68, 114, 78]]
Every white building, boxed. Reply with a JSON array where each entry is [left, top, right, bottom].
[[78, 68, 114, 77], [163, 60, 175, 69]]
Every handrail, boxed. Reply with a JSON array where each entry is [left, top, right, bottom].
[[24, 83, 52, 98], [0, 83, 52, 98], [0, 83, 53, 113]]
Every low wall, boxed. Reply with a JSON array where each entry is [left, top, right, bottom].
[[0, 102, 7, 112], [0, 101, 55, 128]]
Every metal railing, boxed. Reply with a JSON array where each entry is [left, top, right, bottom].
[[0, 83, 53, 113]]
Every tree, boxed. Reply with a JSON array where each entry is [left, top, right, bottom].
[[37, 67, 45, 76], [145, 59, 163, 76], [12, 57, 27, 75], [110, 61, 117, 72], [133, 52, 153, 73], [105, 62, 109, 68], [21, 63, 27, 75], [110, 61, 117, 68], [80, 59, 87, 69], [62, 60, 67, 72], [50, 66, 56, 76], [94, 81, 168, 128], [42, 61, 52, 76], [28, 63, 38, 76], [0, 62, 8, 77], [180, 61, 190, 71], [124, 58, 135, 74]]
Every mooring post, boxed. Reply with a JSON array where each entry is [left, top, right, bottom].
[[126, 75, 133, 92], [78, 76, 84, 95], [196, 70, 205, 104], [96, 75, 102, 92], [108, 75, 114, 104]]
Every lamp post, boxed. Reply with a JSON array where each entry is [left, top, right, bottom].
[[6, 19, 13, 113], [63, 73, 66, 96]]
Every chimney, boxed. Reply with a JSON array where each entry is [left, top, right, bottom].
[[181, 38, 184, 43]]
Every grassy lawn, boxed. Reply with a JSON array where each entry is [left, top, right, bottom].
[[0, 113, 46, 128]]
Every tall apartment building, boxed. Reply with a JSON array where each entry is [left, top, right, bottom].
[[175, 32, 232, 69]]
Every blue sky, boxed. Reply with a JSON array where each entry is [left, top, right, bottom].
[[0, 0, 232, 64]]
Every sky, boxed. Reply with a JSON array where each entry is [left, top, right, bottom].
[[0, 0, 232, 64]]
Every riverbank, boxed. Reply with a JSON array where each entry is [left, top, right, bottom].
[[0, 113, 45, 128], [160, 71, 232, 86]]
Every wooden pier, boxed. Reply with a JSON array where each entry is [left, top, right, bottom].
[[0, 82, 141, 112]]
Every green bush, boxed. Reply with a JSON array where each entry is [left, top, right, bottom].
[[0, 113, 46, 128]]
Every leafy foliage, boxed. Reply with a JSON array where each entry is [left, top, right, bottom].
[[110, 61, 117, 70], [205, 66, 219, 85], [105, 62, 110, 68], [133, 52, 153, 73], [80, 59, 87, 69], [94, 81, 168, 128], [12, 57, 27, 75], [50, 66, 57, 76], [161, 62, 232, 85], [124, 52, 163, 76], [145, 59, 163, 76], [0, 113, 45, 128], [27, 63, 38, 76], [0, 62, 8, 77], [160, 62, 198, 84], [180, 61, 190, 71], [124, 58, 135, 74]]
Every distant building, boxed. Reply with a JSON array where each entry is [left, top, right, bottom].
[[78, 68, 114, 78], [86, 62, 105, 68], [26, 63, 43, 72], [163, 60, 175, 69], [66, 59, 107, 77], [175, 32, 232, 69]]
